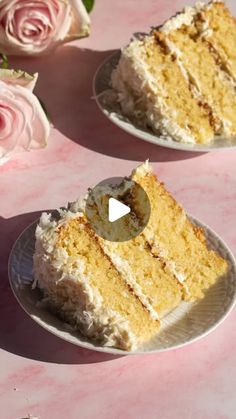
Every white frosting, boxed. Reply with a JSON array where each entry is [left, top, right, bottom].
[[132, 159, 152, 177], [68, 194, 87, 212], [159, 2, 220, 35], [33, 211, 137, 350], [160, 6, 197, 33]]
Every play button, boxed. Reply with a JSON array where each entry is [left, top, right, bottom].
[[85, 176, 151, 242], [108, 198, 130, 222]]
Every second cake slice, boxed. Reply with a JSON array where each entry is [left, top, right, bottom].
[[112, 1, 236, 144]]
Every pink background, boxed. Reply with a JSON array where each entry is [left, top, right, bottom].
[[1, 1, 236, 418]]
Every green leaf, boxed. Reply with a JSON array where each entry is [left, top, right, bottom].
[[0, 68, 37, 90], [82, 0, 94, 13], [0, 54, 8, 69]]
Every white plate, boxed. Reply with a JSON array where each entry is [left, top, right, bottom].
[[8, 216, 236, 355], [93, 51, 236, 152]]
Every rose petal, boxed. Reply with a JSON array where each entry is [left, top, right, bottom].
[[0, 0, 90, 55], [0, 100, 26, 154], [0, 80, 50, 161]]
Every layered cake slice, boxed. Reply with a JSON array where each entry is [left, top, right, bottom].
[[111, 1, 236, 144], [33, 162, 228, 351], [111, 35, 215, 144]]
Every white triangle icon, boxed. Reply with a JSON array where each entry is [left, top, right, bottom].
[[108, 197, 130, 223]]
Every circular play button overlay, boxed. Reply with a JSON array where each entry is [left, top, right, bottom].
[[85, 177, 151, 242]]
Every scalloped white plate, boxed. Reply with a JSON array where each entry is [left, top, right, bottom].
[[93, 51, 236, 152], [8, 216, 236, 355], [9, 217, 236, 355]]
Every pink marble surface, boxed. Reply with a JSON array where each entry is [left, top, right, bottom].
[[1, 0, 236, 418]]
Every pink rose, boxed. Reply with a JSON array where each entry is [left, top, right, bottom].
[[0, 69, 50, 164], [0, 0, 90, 56]]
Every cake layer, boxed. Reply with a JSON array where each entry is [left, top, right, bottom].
[[112, 35, 214, 144], [131, 163, 228, 300], [200, 1, 236, 81]]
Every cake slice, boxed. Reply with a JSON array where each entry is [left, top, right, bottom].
[[33, 162, 228, 351], [111, 35, 215, 144], [111, 0, 236, 143]]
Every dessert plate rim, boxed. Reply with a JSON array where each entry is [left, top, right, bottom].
[[93, 50, 236, 153], [8, 214, 236, 356]]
